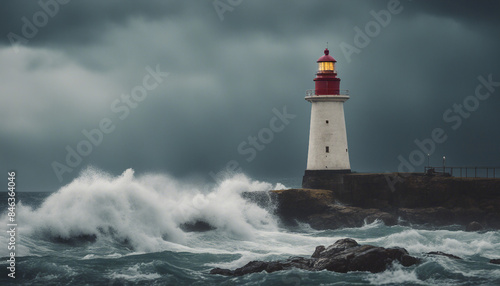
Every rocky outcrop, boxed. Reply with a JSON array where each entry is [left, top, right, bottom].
[[490, 259, 500, 265], [307, 205, 397, 229], [396, 207, 486, 226], [270, 189, 396, 229], [271, 173, 500, 230], [270, 189, 333, 224], [210, 238, 419, 276], [426, 251, 462, 260]]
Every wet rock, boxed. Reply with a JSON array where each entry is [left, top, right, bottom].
[[210, 238, 419, 276], [307, 205, 396, 230], [331, 238, 359, 249], [400, 253, 421, 267], [272, 174, 500, 230], [385, 247, 421, 266], [311, 245, 325, 258], [490, 259, 500, 265], [283, 256, 315, 271], [426, 251, 462, 260], [180, 221, 215, 232], [209, 267, 233, 276], [51, 234, 97, 245], [271, 189, 333, 225], [210, 260, 291, 276]]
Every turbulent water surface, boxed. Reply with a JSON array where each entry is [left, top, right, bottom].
[[1, 168, 499, 285]]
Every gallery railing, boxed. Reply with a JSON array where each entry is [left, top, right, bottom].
[[305, 89, 350, 96]]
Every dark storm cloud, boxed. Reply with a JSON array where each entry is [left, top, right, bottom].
[[1, 0, 499, 191], [0, 1, 185, 47], [408, 0, 500, 26]]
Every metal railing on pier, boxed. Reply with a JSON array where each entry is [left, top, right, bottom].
[[424, 166, 500, 178]]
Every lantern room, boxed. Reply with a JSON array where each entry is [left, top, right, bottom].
[[314, 48, 340, 95], [317, 48, 336, 73]]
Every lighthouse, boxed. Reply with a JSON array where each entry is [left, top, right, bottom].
[[302, 48, 351, 189]]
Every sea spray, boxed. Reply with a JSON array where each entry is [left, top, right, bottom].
[[375, 228, 500, 258], [1, 167, 281, 254], [1, 171, 499, 285]]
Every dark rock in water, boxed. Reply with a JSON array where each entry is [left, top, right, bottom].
[[51, 234, 97, 245], [311, 245, 325, 258], [490, 259, 500, 265], [384, 247, 420, 267], [210, 261, 285, 276], [210, 267, 233, 276], [426, 251, 462, 260], [180, 221, 215, 232], [400, 253, 421, 267], [328, 237, 359, 249], [210, 238, 419, 276], [465, 221, 484, 232]]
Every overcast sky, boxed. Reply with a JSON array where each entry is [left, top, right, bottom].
[[1, 0, 499, 191]]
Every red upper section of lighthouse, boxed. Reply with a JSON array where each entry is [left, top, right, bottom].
[[314, 48, 340, 95], [317, 48, 336, 62]]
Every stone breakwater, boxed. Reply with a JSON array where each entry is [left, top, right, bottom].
[[272, 173, 500, 230]]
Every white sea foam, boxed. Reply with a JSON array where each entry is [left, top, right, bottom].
[[2, 169, 499, 285], [3, 167, 281, 253], [367, 262, 424, 285], [361, 218, 385, 229], [108, 262, 161, 282], [81, 253, 123, 260], [377, 228, 500, 258]]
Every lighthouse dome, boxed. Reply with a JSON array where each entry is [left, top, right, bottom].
[[316, 48, 337, 73], [317, 48, 336, 62]]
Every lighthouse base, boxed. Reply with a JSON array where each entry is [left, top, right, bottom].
[[302, 169, 351, 190]]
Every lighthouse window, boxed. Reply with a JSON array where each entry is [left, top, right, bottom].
[[326, 146, 329, 153], [326, 120, 329, 124]]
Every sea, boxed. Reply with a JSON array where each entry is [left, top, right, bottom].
[[1, 168, 499, 285]]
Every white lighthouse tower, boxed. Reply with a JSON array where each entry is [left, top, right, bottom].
[[303, 48, 351, 188]]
